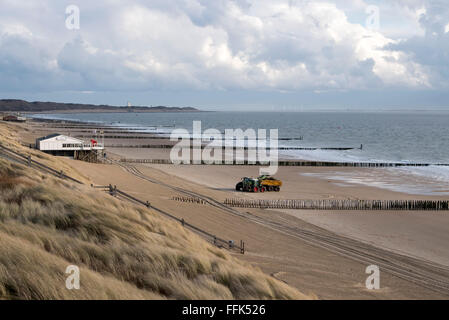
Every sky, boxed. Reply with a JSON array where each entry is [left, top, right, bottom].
[[0, 0, 448, 111]]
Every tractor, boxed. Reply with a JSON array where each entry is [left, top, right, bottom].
[[235, 177, 262, 193], [235, 175, 282, 193]]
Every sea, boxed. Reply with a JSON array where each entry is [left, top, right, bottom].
[[30, 111, 449, 195]]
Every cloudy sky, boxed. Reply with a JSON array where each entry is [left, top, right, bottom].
[[0, 0, 448, 110]]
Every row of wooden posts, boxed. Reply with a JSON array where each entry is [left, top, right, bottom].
[[75, 134, 304, 141], [108, 144, 355, 151], [172, 196, 207, 205], [224, 198, 449, 211], [119, 158, 449, 167]]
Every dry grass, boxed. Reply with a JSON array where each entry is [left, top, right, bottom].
[[0, 122, 90, 184], [0, 124, 311, 300]]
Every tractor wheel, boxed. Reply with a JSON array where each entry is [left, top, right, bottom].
[[275, 186, 280, 192], [260, 187, 266, 193], [267, 186, 273, 192], [253, 187, 258, 193], [235, 182, 243, 191]]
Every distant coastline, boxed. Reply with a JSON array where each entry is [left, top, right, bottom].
[[0, 99, 202, 113]]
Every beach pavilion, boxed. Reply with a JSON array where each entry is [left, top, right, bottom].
[[36, 133, 104, 162]]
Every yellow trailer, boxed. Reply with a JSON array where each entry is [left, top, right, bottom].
[[258, 175, 282, 192]]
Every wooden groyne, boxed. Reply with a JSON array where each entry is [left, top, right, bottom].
[[121, 159, 173, 164], [36, 124, 174, 129], [32, 128, 150, 134], [119, 158, 449, 167], [172, 196, 207, 205], [75, 134, 305, 141], [224, 199, 449, 211], [108, 144, 356, 151], [75, 135, 167, 139]]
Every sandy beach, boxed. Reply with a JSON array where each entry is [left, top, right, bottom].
[[14, 119, 449, 299], [142, 164, 449, 265]]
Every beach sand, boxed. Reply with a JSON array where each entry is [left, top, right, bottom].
[[16, 119, 449, 299], [141, 164, 449, 266], [63, 159, 447, 299]]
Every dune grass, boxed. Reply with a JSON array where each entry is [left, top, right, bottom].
[[0, 122, 90, 184], [0, 123, 311, 300]]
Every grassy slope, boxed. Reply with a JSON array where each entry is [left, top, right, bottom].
[[0, 123, 90, 184], [0, 122, 310, 300]]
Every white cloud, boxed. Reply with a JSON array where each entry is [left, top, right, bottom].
[[0, 0, 444, 95]]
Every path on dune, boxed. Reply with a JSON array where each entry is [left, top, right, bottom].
[[117, 162, 449, 297]]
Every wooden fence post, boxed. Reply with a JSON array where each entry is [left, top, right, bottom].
[[223, 198, 449, 211]]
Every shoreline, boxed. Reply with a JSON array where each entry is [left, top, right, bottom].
[[19, 117, 449, 196]]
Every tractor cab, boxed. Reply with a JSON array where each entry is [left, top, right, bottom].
[[235, 177, 262, 193]]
